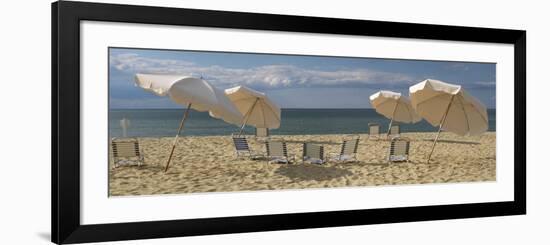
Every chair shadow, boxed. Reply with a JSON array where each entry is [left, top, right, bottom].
[[275, 164, 353, 181], [112, 164, 165, 171], [139, 164, 166, 171], [420, 139, 481, 145], [343, 160, 421, 167]]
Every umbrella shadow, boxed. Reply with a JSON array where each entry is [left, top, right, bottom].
[[421, 139, 480, 145], [275, 164, 352, 181]]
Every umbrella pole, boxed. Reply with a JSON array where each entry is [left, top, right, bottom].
[[427, 95, 455, 163], [165, 103, 192, 172], [386, 103, 398, 139], [238, 98, 259, 136], [427, 125, 443, 164]]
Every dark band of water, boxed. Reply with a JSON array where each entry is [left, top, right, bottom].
[[109, 108, 496, 137]]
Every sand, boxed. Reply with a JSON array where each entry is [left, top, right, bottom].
[[108, 132, 496, 196]]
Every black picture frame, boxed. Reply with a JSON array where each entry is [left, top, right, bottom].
[[52, 1, 526, 244]]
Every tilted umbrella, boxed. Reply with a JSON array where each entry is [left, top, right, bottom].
[[409, 79, 488, 163], [369, 90, 421, 137], [224, 85, 281, 136], [135, 74, 243, 171]]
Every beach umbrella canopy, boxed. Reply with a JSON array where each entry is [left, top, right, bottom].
[[224, 85, 281, 135], [135, 74, 242, 125], [369, 90, 421, 136], [409, 79, 488, 163], [135, 74, 243, 171]]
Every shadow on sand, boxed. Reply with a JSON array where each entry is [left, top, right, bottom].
[[344, 160, 422, 167], [421, 139, 481, 145], [275, 164, 352, 181], [112, 164, 165, 172]]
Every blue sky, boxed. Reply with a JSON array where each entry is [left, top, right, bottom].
[[109, 47, 496, 109]]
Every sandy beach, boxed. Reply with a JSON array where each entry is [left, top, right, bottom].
[[109, 132, 495, 196]]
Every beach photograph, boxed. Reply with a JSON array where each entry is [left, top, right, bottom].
[[108, 48, 496, 197]]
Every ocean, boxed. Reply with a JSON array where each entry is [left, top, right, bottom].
[[109, 108, 496, 137]]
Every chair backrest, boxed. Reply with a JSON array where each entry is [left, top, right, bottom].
[[266, 141, 287, 158], [341, 138, 359, 156], [111, 139, 140, 158], [303, 143, 324, 160], [232, 136, 250, 152], [390, 124, 400, 135], [255, 128, 269, 137], [369, 123, 380, 135], [389, 137, 410, 161]]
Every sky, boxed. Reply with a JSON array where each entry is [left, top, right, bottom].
[[109, 47, 496, 109]]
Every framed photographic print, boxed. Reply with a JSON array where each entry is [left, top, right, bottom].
[[52, 1, 526, 244]]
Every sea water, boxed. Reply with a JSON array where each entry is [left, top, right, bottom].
[[109, 108, 496, 137]]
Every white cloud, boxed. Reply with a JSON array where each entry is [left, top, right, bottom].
[[467, 81, 496, 89], [110, 53, 196, 73], [110, 97, 177, 109], [110, 53, 415, 89], [446, 63, 470, 71]]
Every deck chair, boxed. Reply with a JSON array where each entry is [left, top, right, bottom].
[[255, 128, 269, 137], [231, 134, 263, 160], [111, 138, 144, 168], [388, 137, 410, 163], [329, 136, 360, 162], [302, 143, 325, 164], [265, 140, 293, 164], [368, 123, 381, 140], [388, 124, 401, 139]]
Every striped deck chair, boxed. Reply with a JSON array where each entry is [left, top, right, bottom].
[[231, 135, 263, 160], [255, 128, 269, 137], [302, 143, 325, 164], [329, 136, 360, 162], [388, 124, 401, 139], [368, 123, 381, 140], [111, 138, 144, 168], [388, 137, 410, 163], [265, 140, 293, 164]]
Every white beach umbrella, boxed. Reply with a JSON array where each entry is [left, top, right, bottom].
[[369, 90, 421, 136], [224, 85, 281, 136], [409, 79, 489, 163], [135, 74, 243, 171]]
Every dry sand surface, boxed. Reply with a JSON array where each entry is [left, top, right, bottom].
[[109, 132, 496, 196]]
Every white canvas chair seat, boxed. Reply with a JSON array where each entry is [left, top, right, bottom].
[[368, 123, 381, 140], [388, 137, 410, 163], [302, 143, 325, 164], [389, 155, 408, 162], [111, 138, 144, 167], [329, 136, 360, 162], [265, 141, 293, 164], [231, 134, 263, 160]]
